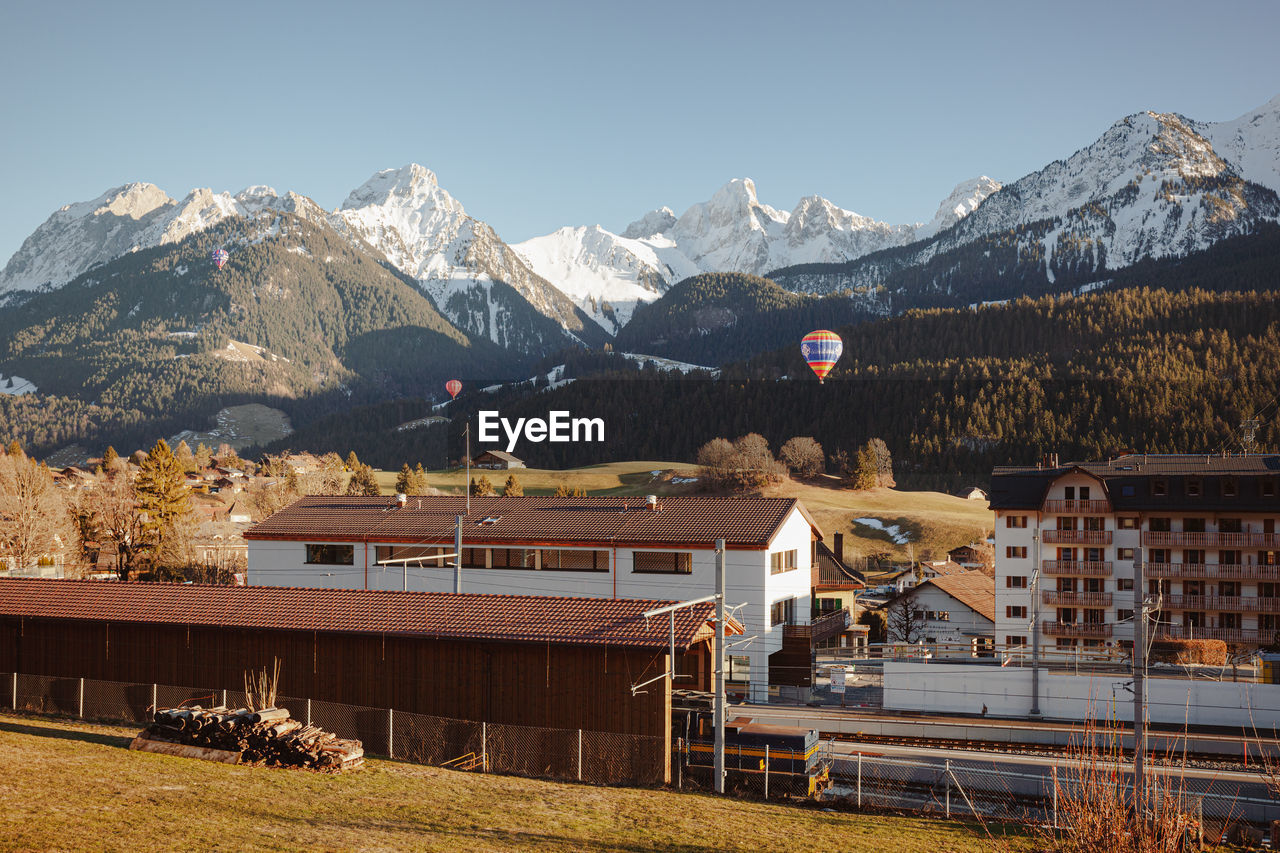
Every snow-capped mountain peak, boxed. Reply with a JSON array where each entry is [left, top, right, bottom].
[[918, 176, 1003, 239], [621, 206, 676, 239], [340, 163, 450, 211]]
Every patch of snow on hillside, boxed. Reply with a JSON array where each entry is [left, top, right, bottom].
[[0, 374, 37, 395], [620, 353, 719, 375], [855, 517, 911, 544]]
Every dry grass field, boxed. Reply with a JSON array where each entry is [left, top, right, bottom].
[[375, 461, 992, 563], [0, 712, 1022, 852]]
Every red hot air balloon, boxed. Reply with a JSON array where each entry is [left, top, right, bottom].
[[446, 379, 462, 399], [800, 330, 843, 383], [211, 248, 229, 269]]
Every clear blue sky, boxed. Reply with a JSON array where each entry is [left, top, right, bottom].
[[2, 0, 1278, 264]]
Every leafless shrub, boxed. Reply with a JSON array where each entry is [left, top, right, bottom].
[[244, 657, 280, 712]]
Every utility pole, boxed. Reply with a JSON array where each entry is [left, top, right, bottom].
[[454, 514, 463, 594], [714, 538, 726, 795], [1030, 524, 1042, 717], [464, 423, 471, 516], [1133, 541, 1146, 803]]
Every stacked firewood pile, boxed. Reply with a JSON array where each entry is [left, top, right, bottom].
[[145, 706, 364, 771]]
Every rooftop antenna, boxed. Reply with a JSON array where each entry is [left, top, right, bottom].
[[465, 421, 471, 516]]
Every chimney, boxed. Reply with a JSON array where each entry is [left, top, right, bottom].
[[834, 532, 845, 564], [646, 494, 658, 512], [395, 493, 407, 507]]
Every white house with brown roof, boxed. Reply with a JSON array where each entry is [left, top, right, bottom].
[[245, 495, 822, 701], [886, 572, 995, 652]]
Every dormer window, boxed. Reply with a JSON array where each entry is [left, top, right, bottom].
[[1186, 479, 1202, 497], [1222, 479, 1237, 498], [1064, 486, 1075, 500], [1152, 479, 1168, 497]]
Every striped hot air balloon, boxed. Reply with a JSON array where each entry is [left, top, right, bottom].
[[446, 379, 462, 399], [800, 330, 842, 383], [211, 248, 229, 269]]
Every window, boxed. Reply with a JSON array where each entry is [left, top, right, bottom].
[[1219, 518, 1242, 534], [633, 551, 692, 574], [770, 597, 796, 627], [727, 655, 750, 682], [305, 543, 354, 565], [1006, 636, 1027, 646], [489, 548, 537, 569], [1117, 577, 1134, 591], [1121, 485, 1136, 497], [1006, 515, 1028, 528], [1117, 547, 1135, 561], [1006, 605, 1028, 619], [1152, 479, 1167, 497], [1064, 487, 1075, 500], [1183, 517, 1206, 533], [539, 549, 609, 572], [1117, 608, 1134, 622], [1264, 481, 1277, 498], [1220, 549, 1241, 565], [1218, 581, 1241, 597], [1006, 575, 1028, 589], [1184, 549, 1205, 565], [1186, 479, 1202, 497], [1118, 516, 1139, 529], [1220, 612, 1241, 629], [1222, 479, 1237, 498], [1149, 517, 1171, 532], [769, 549, 798, 574], [376, 545, 450, 568], [926, 611, 950, 622], [1057, 516, 1078, 531], [1005, 546, 1028, 558], [1079, 487, 1091, 500]]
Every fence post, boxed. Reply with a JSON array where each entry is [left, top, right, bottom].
[[222, 688, 227, 709], [78, 677, 84, 718], [12, 672, 17, 709], [577, 729, 582, 782], [306, 698, 311, 727], [151, 683, 157, 714], [482, 722, 487, 772], [1051, 764, 1059, 829], [945, 759, 951, 819], [857, 752, 862, 808], [387, 708, 394, 759], [764, 745, 769, 799]]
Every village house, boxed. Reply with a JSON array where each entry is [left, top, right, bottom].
[[244, 494, 836, 701]]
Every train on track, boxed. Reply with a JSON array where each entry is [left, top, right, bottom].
[[672, 690, 830, 798]]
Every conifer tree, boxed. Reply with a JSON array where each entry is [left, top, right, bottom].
[[503, 473, 523, 496], [346, 464, 381, 496], [102, 446, 119, 467], [395, 463, 413, 494], [470, 475, 495, 496], [135, 439, 193, 560]]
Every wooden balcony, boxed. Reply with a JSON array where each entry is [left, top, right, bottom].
[[1043, 591, 1113, 606], [1042, 499, 1112, 514], [1160, 595, 1280, 612], [783, 608, 850, 645], [1043, 621, 1112, 638], [1042, 560, 1113, 576], [1043, 530, 1112, 545], [1144, 562, 1280, 581], [1156, 625, 1278, 645], [1142, 531, 1280, 548]]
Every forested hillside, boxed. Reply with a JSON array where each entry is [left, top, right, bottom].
[[613, 272, 880, 365], [265, 287, 1280, 492], [0, 213, 522, 455]]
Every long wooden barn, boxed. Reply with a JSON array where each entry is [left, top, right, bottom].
[[0, 578, 737, 783]]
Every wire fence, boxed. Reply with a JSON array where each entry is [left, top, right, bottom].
[[1, 671, 664, 787]]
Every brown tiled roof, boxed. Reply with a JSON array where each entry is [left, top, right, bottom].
[[0, 578, 739, 650], [245, 495, 819, 549], [908, 572, 995, 623], [815, 541, 864, 587], [923, 560, 969, 577], [474, 450, 523, 463]]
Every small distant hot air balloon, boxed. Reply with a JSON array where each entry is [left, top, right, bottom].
[[800, 329, 843, 383], [446, 379, 462, 399], [211, 248, 229, 269]]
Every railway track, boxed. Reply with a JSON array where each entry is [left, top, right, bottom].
[[821, 730, 1269, 772]]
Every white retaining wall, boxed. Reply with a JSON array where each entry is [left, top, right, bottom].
[[884, 662, 1280, 730]]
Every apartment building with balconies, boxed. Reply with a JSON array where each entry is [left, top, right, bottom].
[[990, 454, 1280, 652]]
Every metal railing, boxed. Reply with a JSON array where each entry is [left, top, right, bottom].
[[1143, 531, 1280, 547], [1042, 591, 1112, 606], [1042, 560, 1113, 576], [1160, 594, 1280, 612], [1155, 625, 1278, 644], [783, 609, 851, 644], [1042, 621, 1112, 638], [1041, 499, 1112, 514], [1043, 530, 1113, 545], [1145, 562, 1280, 580]]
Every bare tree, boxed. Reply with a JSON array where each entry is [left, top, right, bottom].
[[89, 459, 147, 579], [0, 452, 78, 575], [885, 595, 925, 644], [779, 436, 825, 478]]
